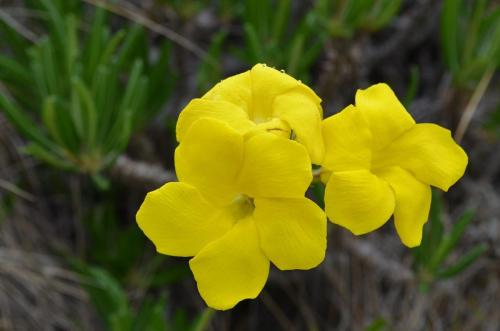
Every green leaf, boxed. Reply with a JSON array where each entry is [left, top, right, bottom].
[[64, 15, 79, 77], [83, 7, 107, 80], [42, 96, 64, 145], [243, 23, 263, 62], [441, 0, 461, 75], [437, 243, 487, 278], [132, 298, 168, 331], [0, 54, 32, 85], [403, 65, 420, 107], [0, 93, 52, 148], [75, 264, 131, 329], [272, 0, 291, 43], [24, 143, 72, 170], [429, 209, 475, 271], [417, 191, 444, 267], [72, 77, 97, 148]]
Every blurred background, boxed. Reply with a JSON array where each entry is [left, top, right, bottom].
[[0, 0, 499, 330]]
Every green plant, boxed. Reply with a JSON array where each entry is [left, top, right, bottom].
[[315, 0, 403, 38], [0, 0, 174, 182], [74, 263, 212, 331], [196, 30, 228, 93], [441, 0, 500, 87], [84, 199, 190, 283], [234, 0, 326, 82], [412, 191, 487, 292]]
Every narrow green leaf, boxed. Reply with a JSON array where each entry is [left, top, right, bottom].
[[403, 65, 420, 108], [441, 0, 462, 75], [73, 77, 97, 148], [272, 0, 291, 43], [429, 209, 474, 271], [83, 7, 107, 81], [0, 92, 52, 148], [243, 23, 263, 62], [98, 29, 126, 69], [437, 243, 488, 279], [0, 54, 32, 85], [42, 96, 64, 145], [24, 143, 73, 170], [64, 15, 79, 78]]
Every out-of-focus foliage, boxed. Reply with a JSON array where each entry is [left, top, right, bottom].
[[0, 0, 174, 182], [314, 0, 403, 38], [233, 0, 326, 82], [84, 201, 190, 284], [486, 104, 500, 137], [75, 264, 200, 331], [440, 0, 500, 87], [412, 192, 487, 292], [196, 31, 227, 93]]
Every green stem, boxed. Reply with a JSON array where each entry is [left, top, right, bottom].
[[193, 307, 215, 331]]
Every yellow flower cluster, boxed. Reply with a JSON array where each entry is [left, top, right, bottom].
[[136, 64, 468, 310]]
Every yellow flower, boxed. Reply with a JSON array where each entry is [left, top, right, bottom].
[[176, 63, 325, 164], [136, 118, 326, 310], [321, 83, 468, 247]]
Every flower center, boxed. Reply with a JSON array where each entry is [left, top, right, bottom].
[[229, 194, 255, 221]]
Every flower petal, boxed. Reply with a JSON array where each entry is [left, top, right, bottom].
[[254, 197, 326, 270], [249, 64, 301, 120], [189, 217, 269, 310], [175, 118, 243, 206], [136, 182, 234, 257], [202, 70, 252, 112], [324, 170, 395, 235], [376, 167, 431, 247], [176, 98, 254, 142], [373, 123, 468, 191], [237, 133, 312, 198], [321, 105, 372, 172], [355, 83, 415, 151], [273, 91, 324, 164]]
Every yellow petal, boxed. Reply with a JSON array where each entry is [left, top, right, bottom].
[[176, 98, 254, 142], [136, 182, 234, 257], [189, 217, 269, 310], [254, 197, 326, 270], [355, 83, 415, 151], [373, 123, 468, 191], [273, 91, 324, 164], [249, 64, 301, 121], [248, 117, 291, 139], [321, 105, 372, 172], [175, 118, 243, 206], [376, 167, 431, 247], [202, 70, 252, 113], [237, 133, 312, 198], [324, 170, 395, 235]]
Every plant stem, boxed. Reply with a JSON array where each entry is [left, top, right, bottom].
[[454, 68, 494, 143], [193, 308, 215, 331]]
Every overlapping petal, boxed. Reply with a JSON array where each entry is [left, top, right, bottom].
[[202, 71, 252, 112], [176, 99, 254, 142], [189, 217, 269, 310], [324, 169, 395, 235], [136, 182, 234, 257], [237, 133, 312, 198], [376, 167, 431, 247], [254, 197, 326, 270], [249, 64, 301, 121], [175, 118, 243, 206], [321, 105, 372, 172], [373, 123, 468, 191], [273, 90, 324, 164], [355, 83, 415, 151]]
